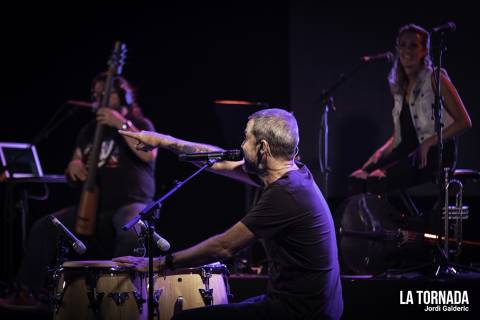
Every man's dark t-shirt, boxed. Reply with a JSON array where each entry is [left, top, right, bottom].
[[76, 113, 155, 209], [241, 163, 343, 320]]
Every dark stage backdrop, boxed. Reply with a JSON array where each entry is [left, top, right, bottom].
[[1, 3, 289, 252], [290, 3, 479, 197], [1, 3, 478, 255]]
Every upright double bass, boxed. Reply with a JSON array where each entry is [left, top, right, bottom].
[[75, 41, 127, 235]]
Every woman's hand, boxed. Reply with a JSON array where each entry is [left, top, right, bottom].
[[350, 168, 386, 179], [350, 148, 385, 180], [416, 138, 435, 169], [350, 169, 368, 179], [368, 168, 386, 178]]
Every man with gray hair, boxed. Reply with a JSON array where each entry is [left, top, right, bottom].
[[115, 108, 343, 319]]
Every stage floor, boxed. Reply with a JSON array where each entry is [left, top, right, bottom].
[[1, 272, 479, 319]]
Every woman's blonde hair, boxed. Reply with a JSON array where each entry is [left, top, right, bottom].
[[388, 24, 431, 95]]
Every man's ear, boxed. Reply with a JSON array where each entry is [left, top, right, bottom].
[[260, 140, 271, 156]]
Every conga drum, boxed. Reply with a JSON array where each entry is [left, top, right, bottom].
[[154, 262, 229, 320], [53, 260, 147, 320]]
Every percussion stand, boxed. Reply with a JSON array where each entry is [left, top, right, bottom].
[[124, 159, 218, 320], [47, 234, 69, 307], [54, 235, 69, 268]]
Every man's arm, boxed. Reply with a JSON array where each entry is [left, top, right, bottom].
[[113, 222, 255, 271], [119, 123, 157, 163], [119, 130, 259, 186], [165, 222, 255, 269]]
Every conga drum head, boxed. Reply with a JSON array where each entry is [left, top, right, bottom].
[[61, 260, 129, 270]]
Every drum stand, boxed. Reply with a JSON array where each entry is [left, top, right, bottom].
[[55, 235, 70, 267], [124, 159, 218, 320], [49, 235, 69, 312]]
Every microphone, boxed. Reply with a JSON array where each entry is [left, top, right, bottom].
[[432, 22, 456, 33], [50, 216, 87, 255], [178, 149, 243, 162], [361, 51, 394, 63], [66, 100, 99, 110], [136, 220, 171, 252]]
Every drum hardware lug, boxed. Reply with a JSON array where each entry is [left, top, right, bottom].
[[87, 289, 104, 313], [199, 267, 214, 305], [53, 291, 64, 314], [201, 269, 212, 288], [133, 291, 146, 312], [153, 289, 163, 317], [201, 268, 213, 282], [222, 271, 233, 302], [199, 288, 214, 306], [153, 288, 162, 306], [49, 267, 63, 311], [50, 267, 63, 282], [174, 296, 184, 314], [108, 292, 129, 306]]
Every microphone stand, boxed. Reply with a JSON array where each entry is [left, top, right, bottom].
[[123, 159, 218, 320], [315, 61, 367, 197], [54, 234, 69, 269], [429, 30, 480, 278], [431, 31, 454, 277], [48, 233, 69, 312]]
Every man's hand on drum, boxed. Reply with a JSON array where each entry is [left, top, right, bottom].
[[113, 256, 166, 272]]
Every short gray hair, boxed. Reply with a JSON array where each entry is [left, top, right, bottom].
[[248, 108, 299, 160]]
